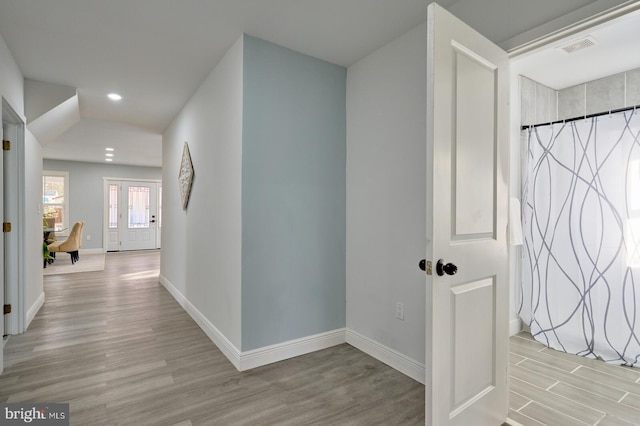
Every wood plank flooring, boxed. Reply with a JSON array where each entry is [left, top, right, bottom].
[[8, 249, 635, 425], [509, 332, 640, 426], [0, 251, 425, 425]]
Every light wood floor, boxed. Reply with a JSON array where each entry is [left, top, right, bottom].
[[1, 251, 425, 425], [508, 332, 640, 426], [9, 250, 635, 425]]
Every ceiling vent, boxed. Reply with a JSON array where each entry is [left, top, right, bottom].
[[557, 36, 598, 54]]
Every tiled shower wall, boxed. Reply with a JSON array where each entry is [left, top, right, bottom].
[[520, 67, 640, 126]]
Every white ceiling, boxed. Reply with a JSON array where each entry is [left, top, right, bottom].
[[0, 0, 632, 167], [513, 8, 640, 90]]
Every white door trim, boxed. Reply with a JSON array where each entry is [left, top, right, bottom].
[[2, 98, 26, 338]]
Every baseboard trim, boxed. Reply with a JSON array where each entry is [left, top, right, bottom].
[[26, 292, 45, 329], [159, 274, 242, 369], [346, 329, 425, 384], [239, 329, 346, 371], [159, 274, 424, 381], [80, 248, 104, 255], [510, 318, 522, 336]]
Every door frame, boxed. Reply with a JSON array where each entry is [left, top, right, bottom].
[[2, 98, 26, 340], [102, 177, 162, 252]]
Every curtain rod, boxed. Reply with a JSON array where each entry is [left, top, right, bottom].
[[520, 104, 640, 131]]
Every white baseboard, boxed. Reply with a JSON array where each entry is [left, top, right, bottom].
[[510, 318, 522, 336], [346, 329, 425, 384], [159, 275, 346, 371], [80, 248, 104, 255], [159, 274, 242, 369], [26, 292, 45, 329], [239, 329, 346, 371], [159, 274, 424, 382]]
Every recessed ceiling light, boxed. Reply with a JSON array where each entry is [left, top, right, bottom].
[[105, 147, 115, 151], [107, 93, 122, 101], [106, 153, 114, 157], [105, 158, 113, 162]]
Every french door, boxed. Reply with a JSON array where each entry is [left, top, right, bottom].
[[106, 180, 161, 251]]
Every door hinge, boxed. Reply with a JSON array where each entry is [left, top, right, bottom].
[[2, 140, 10, 151], [3, 304, 11, 314], [3, 222, 11, 232]]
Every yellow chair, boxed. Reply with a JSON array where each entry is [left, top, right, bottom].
[[48, 221, 85, 264]]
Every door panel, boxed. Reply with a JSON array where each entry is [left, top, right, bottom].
[[451, 277, 495, 411], [453, 44, 497, 238], [426, 3, 509, 426]]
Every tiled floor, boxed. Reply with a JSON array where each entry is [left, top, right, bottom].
[[509, 332, 640, 426]]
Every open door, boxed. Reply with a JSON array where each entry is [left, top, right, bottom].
[[425, 3, 509, 425]]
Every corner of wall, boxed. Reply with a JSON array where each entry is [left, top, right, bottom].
[[159, 274, 242, 369], [241, 35, 346, 351], [346, 329, 425, 384], [345, 20, 427, 367], [161, 32, 244, 352]]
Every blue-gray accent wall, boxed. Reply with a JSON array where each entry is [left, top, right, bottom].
[[241, 35, 347, 350]]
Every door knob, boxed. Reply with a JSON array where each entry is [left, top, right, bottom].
[[419, 259, 426, 271], [436, 259, 457, 276]]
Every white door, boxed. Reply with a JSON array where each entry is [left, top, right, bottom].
[[425, 4, 509, 426], [120, 181, 158, 251]]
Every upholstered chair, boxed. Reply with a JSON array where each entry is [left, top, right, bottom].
[[48, 221, 85, 264]]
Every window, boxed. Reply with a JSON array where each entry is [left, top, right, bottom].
[[42, 171, 69, 232], [158, 185, 162, 228], [108, 184, 119, 229], [128, 186, 150, 229]]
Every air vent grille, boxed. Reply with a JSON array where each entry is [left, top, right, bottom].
[[557, 36, 597, 54]]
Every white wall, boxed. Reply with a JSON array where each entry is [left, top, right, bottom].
[[0, 35, 24, 118], [161, 36, 244, 350], [0, 33, 43, 331], [25, 130, 43, 326], [346, 22, 427, 373]]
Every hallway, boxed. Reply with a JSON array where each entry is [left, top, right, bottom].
[[0, 251, 424, 425]]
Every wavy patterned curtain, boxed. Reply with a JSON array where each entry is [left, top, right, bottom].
[[520, 110, 640, 366]]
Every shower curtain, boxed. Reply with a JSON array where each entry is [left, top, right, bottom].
[[520, 110, 640, 366]]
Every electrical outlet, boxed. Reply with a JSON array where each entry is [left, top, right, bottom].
[[396, 302, 404, 320], [86, 235, 91, 241]]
